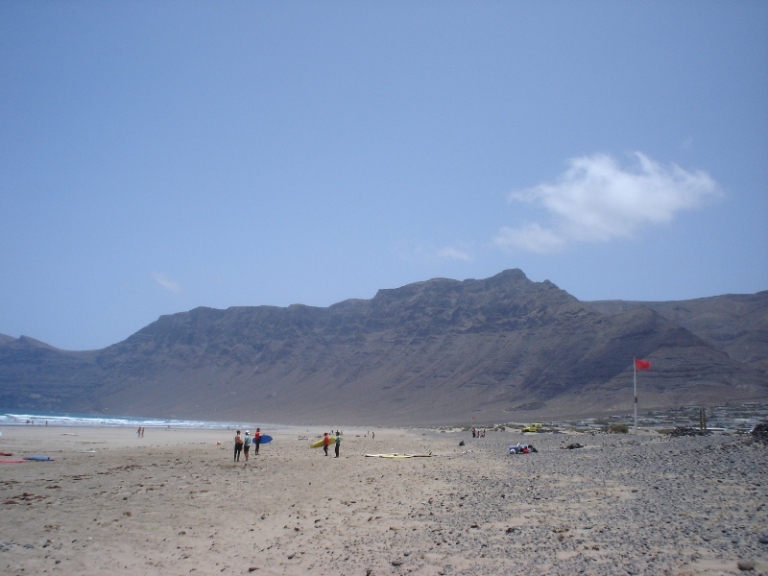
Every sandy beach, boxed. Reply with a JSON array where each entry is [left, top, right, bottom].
[[1, 424, 766, 576]]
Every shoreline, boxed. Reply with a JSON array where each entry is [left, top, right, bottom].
[[4, 400, 767, 433], [0, 425, 381, 455]]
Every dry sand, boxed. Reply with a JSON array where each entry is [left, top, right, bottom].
[[1, 425, 767, 576]]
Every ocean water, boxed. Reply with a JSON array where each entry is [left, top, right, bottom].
[[0, 411, 290, 431]]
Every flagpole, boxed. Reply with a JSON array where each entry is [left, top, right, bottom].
[[633, 359, 637, 431]]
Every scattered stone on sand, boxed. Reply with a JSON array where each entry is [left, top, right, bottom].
[[751, 422, 768, 444], [669, 426, 712, 437], [1, 426, 767, 575]]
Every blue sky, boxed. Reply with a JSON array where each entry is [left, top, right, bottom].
[[1, 2, 767, 351]]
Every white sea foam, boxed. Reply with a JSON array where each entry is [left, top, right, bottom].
[[0, 411, 290, 431]]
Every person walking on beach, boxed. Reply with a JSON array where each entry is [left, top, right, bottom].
[[334, 431, 341, 458], [243, 431, 251, 462], [254, 428, 261, 455], [322, 432, 330, 456], [234, 430, 244, 462]]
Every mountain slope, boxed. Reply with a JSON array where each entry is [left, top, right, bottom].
[[1, 270, 765, 425], [587, 292, 768, 375]]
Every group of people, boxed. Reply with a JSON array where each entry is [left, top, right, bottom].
[[471, 427, 486, 438], [233, 428, 262, 462], [136, 427, 145, 438], [233, 428, 343, 462], [321, 430, 342, 457], [508, 442, 538, 454]]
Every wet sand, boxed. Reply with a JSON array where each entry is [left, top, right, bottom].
[[1, 425, 766, 575]]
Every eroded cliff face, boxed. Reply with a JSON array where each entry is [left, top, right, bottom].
[[1, 269, 765, 425], [588, 291, 768, 375]]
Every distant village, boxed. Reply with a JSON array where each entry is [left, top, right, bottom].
[[566, 402, 768, 433]]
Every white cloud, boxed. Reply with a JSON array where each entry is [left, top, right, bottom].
[[495, 223, 565, 254], [494, 152, 722, 253], [437, 246, 473, 261], [152, 272, 182, 293], [396, 240, 473, 263]]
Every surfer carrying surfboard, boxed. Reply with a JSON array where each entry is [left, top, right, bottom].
[[322, 432, 330, 456]]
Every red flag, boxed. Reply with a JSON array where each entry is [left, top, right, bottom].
[[635, 358, 651, 371]]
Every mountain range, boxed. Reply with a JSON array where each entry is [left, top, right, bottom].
[[1, 269, 766, 425]]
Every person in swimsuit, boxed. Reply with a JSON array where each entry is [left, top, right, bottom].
[[334, 431, 341, 458], [243, 431, 251, 462], [234, 430, 243, 462]]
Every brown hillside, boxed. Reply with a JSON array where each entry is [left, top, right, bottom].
[[1, 270, 765, 425]]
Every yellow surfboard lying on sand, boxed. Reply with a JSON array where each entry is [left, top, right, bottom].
[[364, 453, 433, 458]]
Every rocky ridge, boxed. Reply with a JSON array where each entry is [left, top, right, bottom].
[[0, 269, 765, 425]]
